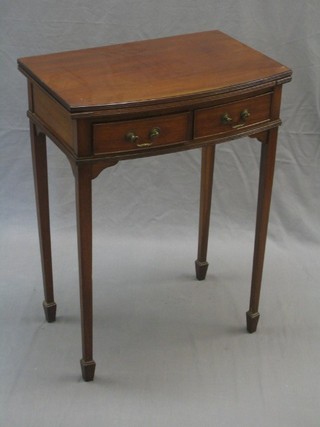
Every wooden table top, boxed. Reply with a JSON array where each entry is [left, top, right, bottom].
[[18, 30, 291, 113]]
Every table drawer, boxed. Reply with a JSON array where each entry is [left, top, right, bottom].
[[93, 113, 190, 155], [194, 93, 272, 139]]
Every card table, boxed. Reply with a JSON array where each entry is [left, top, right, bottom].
[[18, 30, 292, 381]]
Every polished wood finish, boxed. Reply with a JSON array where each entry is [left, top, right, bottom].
[[93, 112, 190, 154], [194, 92, 272, 139], [33, 85, 73, 149], [18, 31, 289, 113], [18, 30, 291, 381]]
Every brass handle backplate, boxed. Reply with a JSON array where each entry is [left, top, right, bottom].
[[149, 127, 160, 140], [125, 127, 161, 148], [240, 109, 250, 121], [221, 113, 233, 125], [126, 132, 140, 144]]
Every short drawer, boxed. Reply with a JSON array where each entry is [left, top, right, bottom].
[[93, 113, 190, 155], [194, 93, 272, 139]]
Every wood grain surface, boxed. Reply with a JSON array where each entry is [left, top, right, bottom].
[[18, 30, 291, 112]]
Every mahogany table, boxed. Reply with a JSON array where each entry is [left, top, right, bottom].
[[18, 30, 292, 381]]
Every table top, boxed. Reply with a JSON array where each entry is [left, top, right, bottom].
[[18, 30, 291, 113]]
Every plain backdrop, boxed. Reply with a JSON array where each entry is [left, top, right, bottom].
[[1, 1, 320, 426]]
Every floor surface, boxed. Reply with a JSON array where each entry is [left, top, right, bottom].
[[1, 227, 319, 427]]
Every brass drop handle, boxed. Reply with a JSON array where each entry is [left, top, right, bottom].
[[221, 109, 251, 128], [125, 127, 160, 148], [136, 141, 153, 147]]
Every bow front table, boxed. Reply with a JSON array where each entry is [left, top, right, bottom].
[[18, 30, 292, 381]]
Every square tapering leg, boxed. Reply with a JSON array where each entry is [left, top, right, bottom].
[[30, 123, 56, 322], [247, 129, 278, 333], [195, 145, 215, 281], [75, 164, 96, 380]]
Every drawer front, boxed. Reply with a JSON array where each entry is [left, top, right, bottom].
[[194, 93, 272, 139], [93, 113, 190, 155]]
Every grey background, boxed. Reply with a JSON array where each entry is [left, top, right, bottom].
[[1, 1, 320, 426]]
